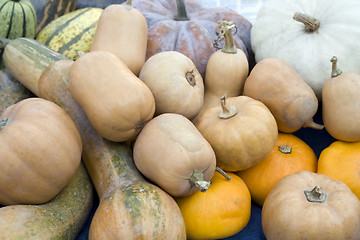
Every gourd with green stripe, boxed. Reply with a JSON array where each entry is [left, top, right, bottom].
[[0, 36, 68, 95], [0, 0, 37, 39], [36, 7, 102, 60]]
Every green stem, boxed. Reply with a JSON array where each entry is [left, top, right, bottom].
[[126, 0, 132, 5], [0, 36, 10, 49], [174, 0, 189, 21]]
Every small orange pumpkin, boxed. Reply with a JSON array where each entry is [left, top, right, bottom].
[[318, 141, 360, 200], [175, 170, 251, 240], [237, 133, 317, 205]]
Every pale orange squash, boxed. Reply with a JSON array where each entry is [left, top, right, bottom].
[[0, 97, 82, 205]]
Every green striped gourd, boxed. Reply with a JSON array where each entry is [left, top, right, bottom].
[[36, 7, 103, 60], [1, 37, 68, 95], [0, 0, 37, 39]]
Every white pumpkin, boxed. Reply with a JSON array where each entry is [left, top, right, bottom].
[[251, 0, 360, 100]]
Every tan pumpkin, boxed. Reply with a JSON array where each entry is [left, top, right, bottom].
[[91, 0, 147, 76], [133, 113, 216, 197], [131, 0, 254, 78], [139, 51, 204, 120], [262, 170, 360, 240], [0, 97, 82, 205], [193, 20, 249, 123], [69, 50, 155, 142], [195, 94, 278, 172], [244, 58, 323, 133], [322, 56, 360, 142]]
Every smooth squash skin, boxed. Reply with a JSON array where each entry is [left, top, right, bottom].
[[322, 57, 360, 142], [38, 59, 187, 239], [318, 141, 360, 200], [133, 113, 216, 197], [244, 58, 323, 133], [139, 51, 204, 120], [90, 0, 147, 76], [69, 50, 155, 142], [0, 163, 94, 239], [193, 20, 249, 124], [0, 97, 82, 205]]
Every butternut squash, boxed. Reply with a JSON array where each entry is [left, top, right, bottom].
[[38, 59, 187, 239], [90, 0, 147, 76]]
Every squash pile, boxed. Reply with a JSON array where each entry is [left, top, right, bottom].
[[1, 0, 360, 239]]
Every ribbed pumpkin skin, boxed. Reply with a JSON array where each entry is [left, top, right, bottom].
[[36, 7, 102, 60], [0, 0, 37, 39]]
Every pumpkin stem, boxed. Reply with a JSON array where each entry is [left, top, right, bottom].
[[302, 120, 324, 130], [278, 145, 292, 154], [189, 171, 210, 192], [293, 12, 320, 32], [0, 118, 8, 130], [125, 0, 132, 5], [219, 94, 237, 119], [330, 56, 343, 78], [213, 21, 238, 54], [174, 0, 189, 21], [185, 70, 196, 87], [304, 186, 327, 203], [216, 166, 232, 180]]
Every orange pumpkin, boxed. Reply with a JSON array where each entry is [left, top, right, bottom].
[[318, 141, 360, 200], [131, 0, 254, 78], [237, 133, 317, 205], [175, 171, 251, 239]]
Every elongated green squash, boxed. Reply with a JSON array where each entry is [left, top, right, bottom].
[[0, 0, 37, 39], [36, 7, 102, 60], [1, 37, 67, 95], [0, 163, 94, 239], [38, 59, 186, 239]]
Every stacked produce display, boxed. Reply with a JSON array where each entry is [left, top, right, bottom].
[[1, 0, 360, 239]]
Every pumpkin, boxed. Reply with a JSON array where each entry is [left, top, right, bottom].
[[131, 0, 254, 78], [139, 51, 204, 120], [0, 163, 94, 239], [195, 94, 278, 172], [36, 7, 103, 60], [318, 141, 360, 200], [38, 59, 187, 239], [0, 0, 37, 39], [193, 20, 249, 123], [69, 50, 155, 142], [250, 0, 360, 100], [244, 57, 323, 133], [133, 113, 216, 197], [262, 170, 360, 240], [322, 56, 360, 142], [0, 97, 82, 205], [91, 0, 147, 76], [175, 171, 251, 240], [237, 132, 317, 206]]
